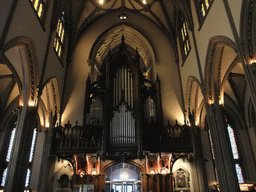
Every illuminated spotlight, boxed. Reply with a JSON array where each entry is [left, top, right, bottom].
[[142, 0, 147, 4], [119, 13, 127, 20], [99, 0, 104, 5]]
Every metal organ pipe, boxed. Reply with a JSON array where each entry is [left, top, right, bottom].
[[110, 66, 136, 145]]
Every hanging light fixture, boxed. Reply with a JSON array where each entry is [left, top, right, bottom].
[[119, 13, 127, 20]]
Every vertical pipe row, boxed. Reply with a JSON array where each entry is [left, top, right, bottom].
[[128, 69, 131, 106], [120, 104, 124, 144], [125, 67, 127, 103], [131, 74, 133, 108]]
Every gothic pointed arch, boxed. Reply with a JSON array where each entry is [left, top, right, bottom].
[[204, 36, 239, 105], [38, 78, 61, 130], [240, 0, 256, 60], [3, 37, 39, 107], [186, 76, 204, 127]]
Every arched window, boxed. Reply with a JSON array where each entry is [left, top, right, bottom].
[[179, 15, 191, 64], [30, 0, 48, 22], [54, 12, 66, 61], [194, 0, 214, 26]]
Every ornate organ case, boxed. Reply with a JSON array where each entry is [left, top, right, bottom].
[[84, 38, 164, 160]]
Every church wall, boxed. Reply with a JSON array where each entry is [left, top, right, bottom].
[[3, 0, 66, 100], [227, 0, 243, 37], [62, 11, 184, 126], [178, 29, 201, 105], [190, 0, 237, 80], [4, 0, 50, 79]]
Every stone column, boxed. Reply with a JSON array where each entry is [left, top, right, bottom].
[[207, 104, 240, 192], [4, 106, 38, 191]]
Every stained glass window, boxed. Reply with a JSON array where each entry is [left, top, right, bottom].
[[6, 128, 16, 162], [0, 168, 8, 187], [227, 124, 239, 159], [54, 13, 66, 60], [226, 117, 244, 183], [25, 168, 31, 188], [29, 128, 37, 163], [30, 0, 48, 20], [179, 16, 191, 63], [195, 0, 214, 25]]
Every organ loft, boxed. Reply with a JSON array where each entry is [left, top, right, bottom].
[[52, 36, 192, 192]]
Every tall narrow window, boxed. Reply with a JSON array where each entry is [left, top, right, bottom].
[[54, 13, 66, 60], [226, 120, 244, 183], [30, 0, 48, 21], [6, 128, 16, 162], [195, 0, 214, 25], [1, 168, 8, 187], [0, 121, 17, 189], [208, 128, 218, 183], [179, 15, 191, 64], [25, 128, 38, 190]]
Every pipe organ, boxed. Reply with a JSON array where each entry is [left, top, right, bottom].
[[82, 36, 166, 157], [110, 65, 136, 145], [85, 96, 103, 126], [110, 103, 136, 144], [144, 96, 156, 123], [113, 65, 133, 108]]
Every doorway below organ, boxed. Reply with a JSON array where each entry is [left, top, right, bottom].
[[105, 163, 142, 192]]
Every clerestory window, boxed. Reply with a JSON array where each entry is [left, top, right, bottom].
[[179, 16, 191, 64], [54, 12, 66, 62], [30, 0, 48, 23], [195, 0, 214, 26]]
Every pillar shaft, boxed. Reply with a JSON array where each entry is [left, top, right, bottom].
[[5, 107, 37, 192], [207, 104, 240, 192]]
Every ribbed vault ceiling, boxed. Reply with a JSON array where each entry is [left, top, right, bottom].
[[95, 25, 153, 70]]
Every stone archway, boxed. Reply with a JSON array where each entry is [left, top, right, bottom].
[[105, 163, 142, 192]]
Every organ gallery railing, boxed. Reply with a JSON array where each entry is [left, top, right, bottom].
[[52, 122, 102, 154]]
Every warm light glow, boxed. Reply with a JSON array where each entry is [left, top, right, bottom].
[[160, 167, 168, 174], [149, 167, 155, 174], [240, 184, 255, 191], [142, 0, 147, 4], [45, 122, 50, 128], [91, 168, 97, 175], [249, 58, 256, 65], [28, 100, 35, 107], [99, 0, 104, 5], [80, 170, 85, 177]]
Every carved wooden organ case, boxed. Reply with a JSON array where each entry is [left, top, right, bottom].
[[84, 37, 164, 160]]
